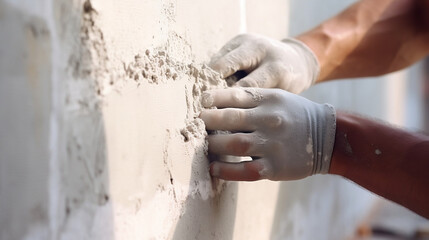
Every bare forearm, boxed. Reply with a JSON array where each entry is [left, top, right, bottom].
[[296, 0, 429, 82], [330, 112, 429, 218]]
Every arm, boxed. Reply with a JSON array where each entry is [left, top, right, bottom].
[[210, 0, 429, 92], [297, 0, 429, 82], [330, 112, 429, 218]]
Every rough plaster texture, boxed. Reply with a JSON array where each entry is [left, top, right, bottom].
[[1, 0, 281, 239], [2, 0, 410, 239]]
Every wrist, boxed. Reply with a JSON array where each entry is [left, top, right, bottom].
[[281, 37, 320, 88], [312, 103, 336, 175], [296, 24, 341, 83], [328, 112, 352, 176]]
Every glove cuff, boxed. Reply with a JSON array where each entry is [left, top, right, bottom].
[[281, 38, 320, 87], [313, 103, 336, 175]]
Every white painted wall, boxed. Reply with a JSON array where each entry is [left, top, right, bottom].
[[1, 0, 425, 239]]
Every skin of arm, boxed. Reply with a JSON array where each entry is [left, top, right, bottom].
[[296, 0, 429, 82], [330, 112, 429, 218]]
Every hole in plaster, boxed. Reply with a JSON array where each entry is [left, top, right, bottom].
[[83, 0, 95, 13], [180, 129, 189, 142]]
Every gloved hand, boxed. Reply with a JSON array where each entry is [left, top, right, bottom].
[[200, 88, 336, 181], [210, 34, 320, 94]]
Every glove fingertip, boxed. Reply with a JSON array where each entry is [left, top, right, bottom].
[[237, 78, 259, 88], [211, 62, 234, 79]]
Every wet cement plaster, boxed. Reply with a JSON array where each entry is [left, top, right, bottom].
[[55, 0, 240, 239]]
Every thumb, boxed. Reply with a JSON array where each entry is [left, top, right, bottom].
[[211, 45, 263, 79], [236, 65, 277, 88]]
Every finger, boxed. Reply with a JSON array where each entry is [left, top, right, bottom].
[[207, 133, 265, 156], [236, 64, 278, 88], [210, 158, 272, 181], [201, 88, 263, 108], [213, 35, 245, 59], [210, 45, 264, 78], [200, 108, 256, 131]]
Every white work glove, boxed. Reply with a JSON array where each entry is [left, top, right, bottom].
[[200, 88, 336, 181], [210, 34, 320, 94]]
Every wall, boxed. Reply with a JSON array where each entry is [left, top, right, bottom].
[[2, 0, 424, 239], [0, 0, 285, 239], [0, 1, 52, 239]]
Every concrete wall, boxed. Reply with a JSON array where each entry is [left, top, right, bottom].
[[1, 0, 425, 239], [0, 0, 284, 239]]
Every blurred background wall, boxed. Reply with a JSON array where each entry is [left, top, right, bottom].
[[285, 0, 429, 239]]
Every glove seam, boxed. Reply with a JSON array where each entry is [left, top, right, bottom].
[[320, 104, 336, 174]]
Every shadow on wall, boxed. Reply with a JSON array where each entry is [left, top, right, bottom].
[[0, 1, 54, 239], [50, 0, 114, 238], [0, 1, 114, 238], [171, 155, 239, 239]]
